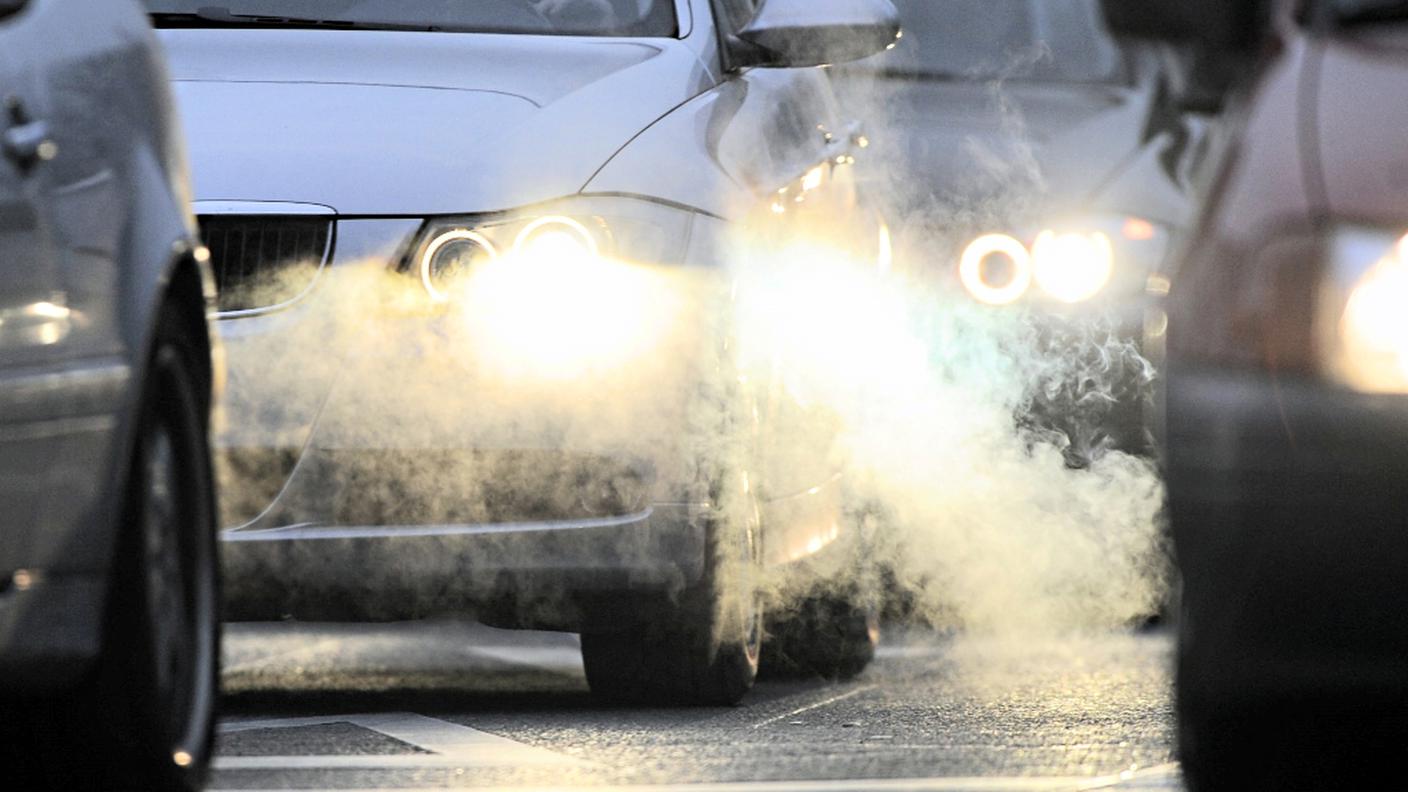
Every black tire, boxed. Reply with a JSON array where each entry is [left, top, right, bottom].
[[580, 489, 763, 706], [11, 304, 219, 790], [762, 584, 880, 680]]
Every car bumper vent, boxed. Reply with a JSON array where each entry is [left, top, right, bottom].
[[198, 215, 334, 314]]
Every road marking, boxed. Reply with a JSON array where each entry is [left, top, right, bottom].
[[221, 714, 359, 734], [215, 711, 584, 770], [212, 763, 1181, 791], [750, 684, 878, 729]]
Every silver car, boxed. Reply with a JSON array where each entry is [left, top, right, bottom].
[[148, 0, 898, 704], [0, 0, 220, 788]]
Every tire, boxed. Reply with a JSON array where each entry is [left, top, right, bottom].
[[10, 304, 219, 791], [580, 483, 763, 706], [762, 583, 880, 680]]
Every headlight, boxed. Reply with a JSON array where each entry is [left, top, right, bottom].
[[957, 216, 1168, 305], [1318, 228, 1408, 393], [421, 229, 498, 303], [413, 197, 692, 300], [408, 197, 697, 378], [1031, 230, 1114, 303], [959, 233, 1032, 305], [514, 215, 600, 261]]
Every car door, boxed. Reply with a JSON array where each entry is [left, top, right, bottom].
[[0, 0, 67, 570], [1, 0, 141, 572], [0, 1, 64, 372]]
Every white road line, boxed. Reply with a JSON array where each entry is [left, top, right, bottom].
[[215, 711, 585, 770], [220, 715, 359, 734], [750, 685, 878, 729], [351, 712, 576, 761], [212, 764, 1182, 791]]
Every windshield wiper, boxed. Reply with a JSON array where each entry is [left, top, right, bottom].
[[149, 6, 459, 32]]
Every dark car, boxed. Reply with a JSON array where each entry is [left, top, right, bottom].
[[834, 0, 1210, 464], [0, 0, 221, 788], [1103, 0, 1408, 787]]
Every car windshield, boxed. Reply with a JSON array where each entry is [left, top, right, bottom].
[[856, 0, 1124, 84], [142, 0, 678, 37]]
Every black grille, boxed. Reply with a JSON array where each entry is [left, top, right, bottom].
[[198, 215, 333, 312]]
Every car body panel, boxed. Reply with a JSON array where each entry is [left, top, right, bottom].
[[1315, 25, 1408, 223], [587, 66, 851, 219], [162, 29, 717, 215], [0, 0, 209, 689], [1165, 31, 1313, 370]]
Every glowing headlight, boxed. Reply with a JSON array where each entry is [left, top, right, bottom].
[[1322, 229, 1408, 393], [406, 198, 697, 378], [420, 229, 498, 303], [1031, 230, 1114, 303], [513, 215, 600, 262], [959, 233, 1032, 305], [957, 217, 1163, 306]]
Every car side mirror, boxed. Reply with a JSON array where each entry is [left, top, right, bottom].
[[732, 0, 901, 70], [1100, 0, 1266, 113]]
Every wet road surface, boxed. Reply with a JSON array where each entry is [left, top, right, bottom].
[[213, 622, 1182, 791]]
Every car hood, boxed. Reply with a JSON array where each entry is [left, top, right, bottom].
[[158, 29, 711, 216], [868, 78, 1154, 219]]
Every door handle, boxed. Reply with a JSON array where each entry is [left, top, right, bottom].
[[2, 119, 56, 169], [2, 97, 56, 171]]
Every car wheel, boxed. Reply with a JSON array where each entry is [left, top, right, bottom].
[[12, 304, 219, 791], [580, 481, 763, 706], [762, 583, 880, 680]]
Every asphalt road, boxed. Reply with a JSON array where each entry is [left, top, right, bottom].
[[213, 622, 1182, 791]]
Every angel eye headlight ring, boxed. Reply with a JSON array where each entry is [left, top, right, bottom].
[[513, 215, 600, 260], [420, 229, 498, 302], [960, 233, 1032, 305]]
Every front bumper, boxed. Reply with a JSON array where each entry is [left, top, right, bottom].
[[1168, 365, 1408, 709], [222, 502, 706, 631]]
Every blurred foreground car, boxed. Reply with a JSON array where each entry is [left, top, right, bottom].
[[0, 0, 220, 788], [148, 0, 897, 703], [1105, 0, 1408, 787], [836, 0, 1209, 461]]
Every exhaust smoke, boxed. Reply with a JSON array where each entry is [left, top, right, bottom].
[[212, 62, 1168, 647]]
